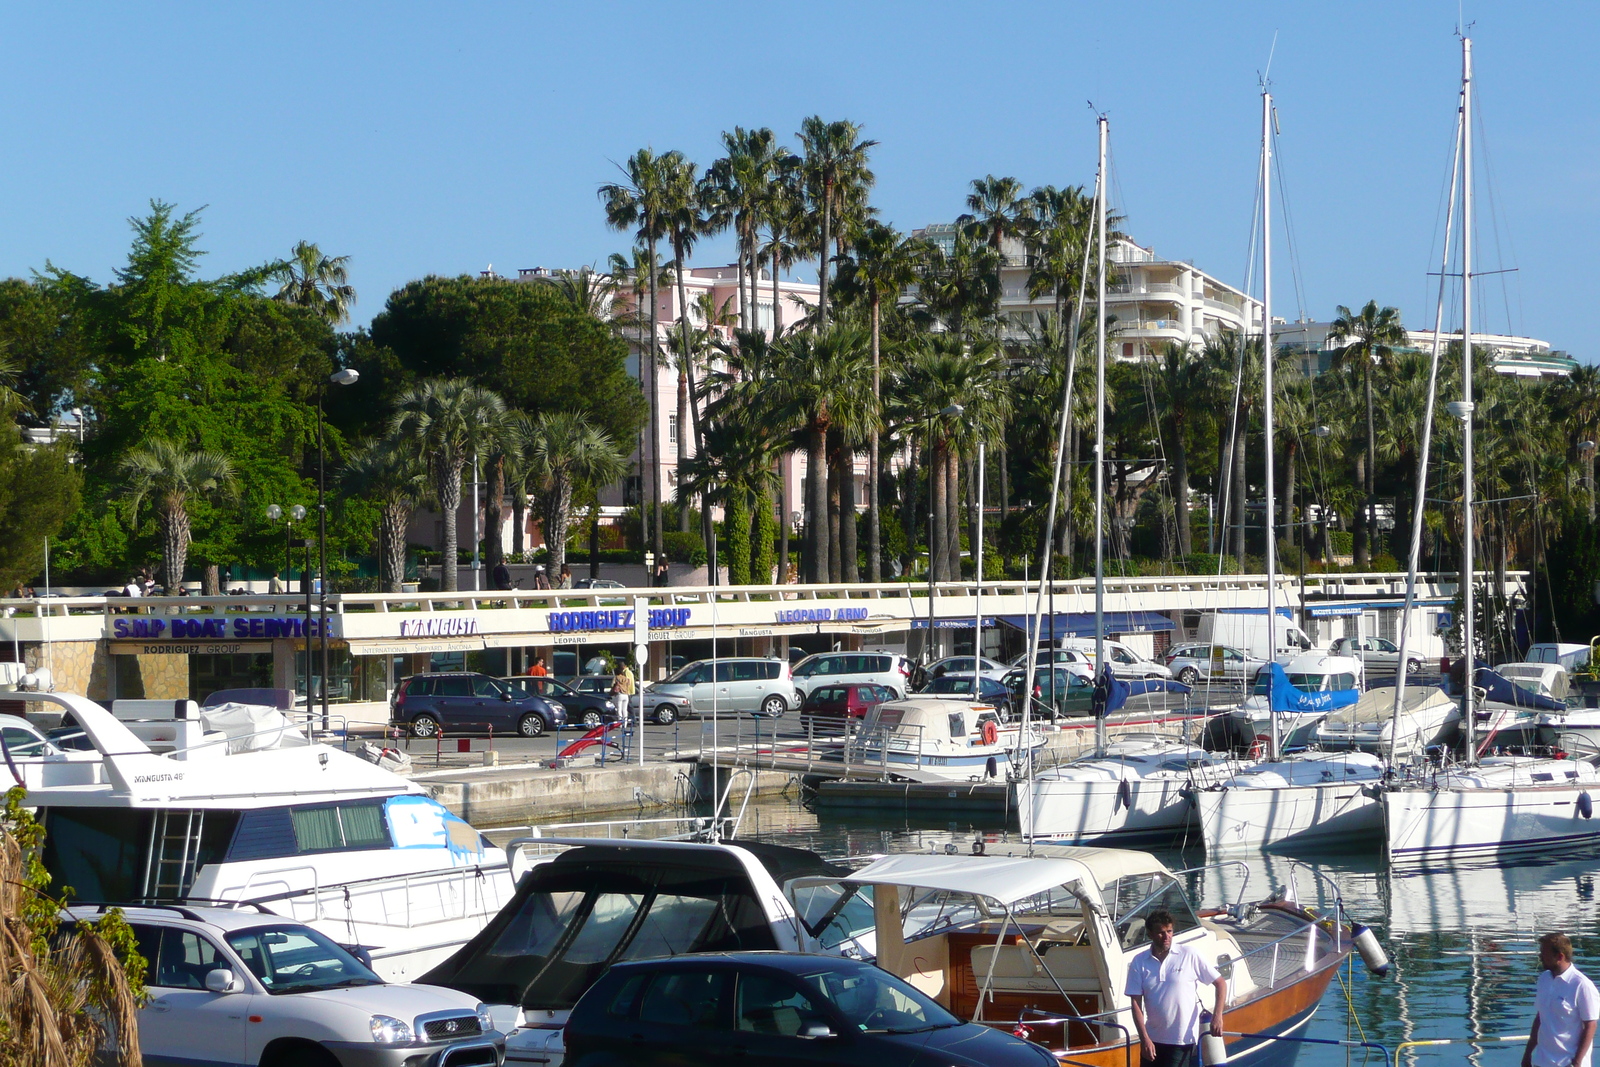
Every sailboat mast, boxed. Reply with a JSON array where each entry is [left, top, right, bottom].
[[1460, 36, 1477, 757], [1094, 115, 1108, 752], [1261, 89, 1279, 762]]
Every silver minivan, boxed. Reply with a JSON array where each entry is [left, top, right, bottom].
[[791, 651, 912, 700], [642, 657, 799, 721]]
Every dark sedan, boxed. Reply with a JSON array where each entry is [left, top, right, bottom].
[[1002, 666, 1095, 720], [391, 672, 568, 738], [563, 952, 1054, 1067], [922, 674, 1014, 717], [501, 676, 620, 728]]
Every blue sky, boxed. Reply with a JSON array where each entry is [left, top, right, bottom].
[[2, 2, 1593, 357]]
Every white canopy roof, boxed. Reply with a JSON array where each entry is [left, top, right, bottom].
[[841, 848, 1170, 906]]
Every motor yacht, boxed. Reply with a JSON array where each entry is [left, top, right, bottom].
[[12, 691, 513, 981], [844, 697, 1046, 783]]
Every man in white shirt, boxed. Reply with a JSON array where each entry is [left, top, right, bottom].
[[1125, 909, 1226, 1067], [1525, 932, 1599, 1067]]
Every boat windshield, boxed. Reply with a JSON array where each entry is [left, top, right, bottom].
[[226, 924, 382, 995], [791, 882, 878, 957], [1101, 873, 1200, 950]]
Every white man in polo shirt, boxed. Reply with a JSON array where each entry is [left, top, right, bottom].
[[1125, 909, 1226, 1067], [1525, 932, 1599, 1067]]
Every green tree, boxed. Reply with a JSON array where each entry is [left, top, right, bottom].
[[269, 241, 356, 325], [389, 379, 506, 591], [120, 439, 239, 591], [520, 412, 628, 576], [340, 441, 426, 592], [1328, 300, 1407, 568]]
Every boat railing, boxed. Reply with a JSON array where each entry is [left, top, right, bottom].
[[503, 818, 739, 873], [1013, 1007, 1135, 1065], [1285, 860, 1350, 949], [221, 858, 511, 931], [1224, 909, 1345, 992], [1169, 860, 1252, 912]]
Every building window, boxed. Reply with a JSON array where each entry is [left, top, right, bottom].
[[668, 415, 679, 445]]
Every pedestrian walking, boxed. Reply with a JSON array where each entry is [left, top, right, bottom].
[[526, 656, 549, 677], [557, 564, 572, 589], [533, 565, 551, 590], [1125, 909, 1226, 1067], [491, 560, 512, 591], [1524, 932, 1599, 1067], [653, 559, 670, 587], [269, 572, 285, 594], [611, 660, 635, 719]]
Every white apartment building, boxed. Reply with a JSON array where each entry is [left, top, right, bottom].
[[914, 226, 1264, 360], [1274, 320, 1575, 379]]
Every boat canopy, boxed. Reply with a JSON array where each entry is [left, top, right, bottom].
[[839, 849, 1170, 907], [1320, 684, 1453, 727]]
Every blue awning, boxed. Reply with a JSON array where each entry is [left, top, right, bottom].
[[994, 611, 1175, 639], [910, 617, 998, 630]]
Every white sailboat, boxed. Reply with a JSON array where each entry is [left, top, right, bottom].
[[1383, 37, 1600, 866]]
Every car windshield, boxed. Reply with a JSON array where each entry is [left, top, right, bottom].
[[225, 925, 382, 995], [799, 966, 960, 1033], [663, 662, 706, 684]]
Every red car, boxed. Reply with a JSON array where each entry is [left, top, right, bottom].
[[800, 682, 895, 721]]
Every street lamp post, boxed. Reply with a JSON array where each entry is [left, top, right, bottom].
[[267, 504, 309, 703], [317, 369, 361, 732], [1313, 425, 1332, 561]]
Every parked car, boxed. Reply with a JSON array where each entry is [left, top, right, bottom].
[[643, 658, 799, 723], [1008, 647, 1094, 679], [1055, 638, 1174, 679], [921, 674, 1014, 717], [563, 952, 1054, 1067], [66, 903, 504, 1067], [0, 713, 58, 756], [800, 683, 894, 722], [500, 676, 620, 728], [1330, 635, 1423, 674], [1002, 666, 1095, 719], [791, 652, 910, 700], [391, 672, 569, 738], [573, 577, 625, 590], [924, 655, 1010, 684], [1164, 643, 1268, 686]]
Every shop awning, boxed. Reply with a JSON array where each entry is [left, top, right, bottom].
[[346, 636, 485, 656], [993, 611, 1175, 639]]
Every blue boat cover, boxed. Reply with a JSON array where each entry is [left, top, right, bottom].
[[1474, 661, 1567, 711], [1091, 665, 1131, 718], [1262, 662, 1363, 714]]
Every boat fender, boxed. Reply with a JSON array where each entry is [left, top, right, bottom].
[[1117, 778, 1133, 812], [1579, 791, 1594, 820], [985, 755, 998, 779], [1202, 1032, 1230, 1064], [1352, 923, 1391, 976], [972, 838, 986, 856], [981, 720, 999, 746]]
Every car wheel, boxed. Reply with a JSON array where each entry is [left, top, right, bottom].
[[1177, 666, 1200, 686], [653, 703, 677, 726], [409, 714, 440, 738], [1145, 672, 1163, 680], [761, 695, 787, 718], [581, 710, 603, 728], [518, 713, 547, 738]]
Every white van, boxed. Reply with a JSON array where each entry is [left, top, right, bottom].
[[1198, 612, 1313, 663], [1054, 638, 1172, 679], [1526, 643, 1592, 674]]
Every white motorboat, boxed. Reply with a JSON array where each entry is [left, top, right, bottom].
[[1017, 734, 1237, 844], [1384, 755, 1600, 866], [845, 698, 1046, 782], [1195, 750, 1387, 854], [1313, 685, 1460, 760], [1235, 652, 1364, 750], [17, 691, 513, 981]]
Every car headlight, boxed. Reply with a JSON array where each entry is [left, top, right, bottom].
[[476, 1003, 495, 1032], [370, 1015, 414, 1045]]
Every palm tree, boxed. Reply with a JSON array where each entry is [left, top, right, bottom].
[[706, 128, 792, 332], [1556, 363, 1600, 519], [1023, 185, 1095, 321], [270, 240, 356, 324], [600, 149, 676, 563], [389, 378, 506, 592], [536, 265, 618, 320], [1328, 300, 1407, 567], [912, 232, 1000, 338], [835, 222, 925, 580], [1144, 341, 1208, 556], [758, 157, 805, 335], [520, 412, 629, 577], [341, 441, 427, 592], [121, 439, 238, 592], [797, 117, 877, 328], [767, 325, 874, 582]]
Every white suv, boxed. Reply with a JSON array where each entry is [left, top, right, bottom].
[[72, 904, 504, 1067], [791, 650, 912, 701]]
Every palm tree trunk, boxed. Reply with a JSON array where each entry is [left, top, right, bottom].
[[484, 452, 505, 574], [382, 501, 410, 593], [818, 186, 832, 328], [929, 443, 948, 583], [1233, 406, 1247, 568], [826, 432, 842, 582], [771, 249, 783, 336], [806, 427, 829, 583], [967, 452, 980, 579], [546, 475, 573, 576], [1352, 451, 1369, 567], [1363, 365, 1376, 567], [676, 367, 690, 533], [588, 503, 601, 580], [778, 462, 791, 582], [511, 482, 526, 558], [1172, 425, 1191, 557], [161, 506, 190, 593], [840, 447, 859, 582], [867, 297, 882, 582], [647, 242, 664, 563], [945, 446, 961, 580], [435, 455, 463, 592], [1282, 441, 1297, 555]]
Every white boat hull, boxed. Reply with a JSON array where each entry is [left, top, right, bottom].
[[1018, 776, 1195, 844], [1197, 782, 1382, 854], [1384, 783, 1600, 865]]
